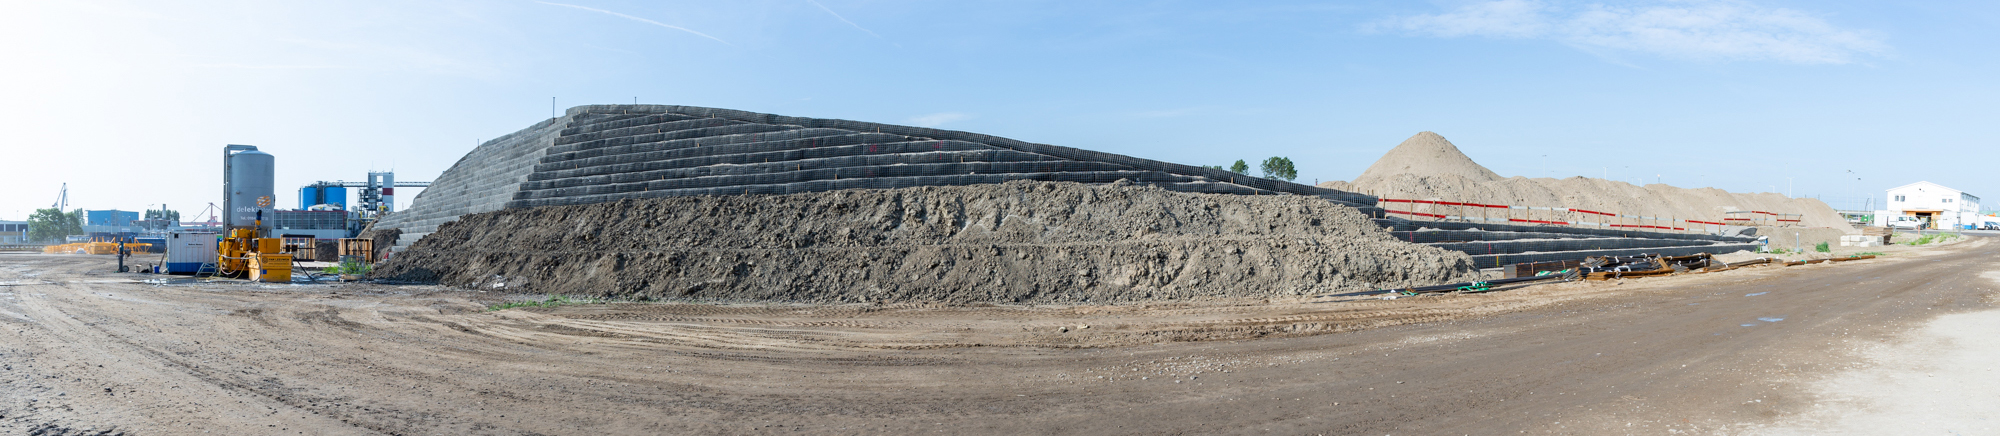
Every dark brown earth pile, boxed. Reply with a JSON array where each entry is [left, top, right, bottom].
[[373, 181, 1475, 304], [313, 240, 339, 262], [356, 226, 400, 262]]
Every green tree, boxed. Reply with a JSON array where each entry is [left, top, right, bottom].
[[1260, 156, 1297, 181], [1227, 160, 1249, 174], [27, 208, 83, 243]]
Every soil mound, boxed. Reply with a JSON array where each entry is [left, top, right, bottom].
[[1324, 133, 1854, 232], [373, 181, 1475, 304], [1354, 132, 1502, 185]]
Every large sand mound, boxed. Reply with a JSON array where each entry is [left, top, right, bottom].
[[1354, 131, 1502, 185], [374, 181, 1476, 304], [1322, 132, 1855, 232]]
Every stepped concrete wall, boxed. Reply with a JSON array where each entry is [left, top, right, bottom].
[[374, 105, 1380, 251], [374, 115, 576, 250]]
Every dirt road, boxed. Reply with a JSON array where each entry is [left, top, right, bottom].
[[0, 238, 1991, 435]]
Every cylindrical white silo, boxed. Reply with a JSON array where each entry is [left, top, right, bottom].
[[226, 148, 275, 228]]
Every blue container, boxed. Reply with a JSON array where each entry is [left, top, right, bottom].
[[323, 186, 348, 209], [300, 186, 319, 209]]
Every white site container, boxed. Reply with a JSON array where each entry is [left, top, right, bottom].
[[164, 231, 218, 274]]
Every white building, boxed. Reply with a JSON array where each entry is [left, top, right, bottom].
[[1879, 181, 1982, 229]]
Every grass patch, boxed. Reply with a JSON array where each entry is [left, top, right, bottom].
[[1855, 251, 1886, 256], [488, 294, 603, 311], [1814, 242, 1831, 253], [1904, 232, 1963, 246], [324, 260, 371, 275]]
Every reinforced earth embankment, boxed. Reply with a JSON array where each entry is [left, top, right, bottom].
[[373, 181, 1475, 304]]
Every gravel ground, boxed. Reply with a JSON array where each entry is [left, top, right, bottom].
[[1, 236, 1993, 434]]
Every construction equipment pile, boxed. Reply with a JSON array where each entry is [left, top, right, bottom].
[[1580, 253, 1714, 280]]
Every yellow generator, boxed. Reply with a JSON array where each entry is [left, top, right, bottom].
[[219, 228, 291, 282]]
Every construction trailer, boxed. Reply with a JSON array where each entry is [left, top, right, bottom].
[[163, 231, 218, 274]]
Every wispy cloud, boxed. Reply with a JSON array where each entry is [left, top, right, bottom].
[[1130, 107, 1203, 119], [536, 1, 733, 46], [804, 0, 882, 39], [905, 112, 971, 127], [1367, 0, 1887, 64], [191, 63, 351, 70]]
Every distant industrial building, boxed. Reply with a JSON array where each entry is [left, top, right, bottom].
[[86, 210, 139, 226], [271, 210, 350, 240], [0, 221, 25, 244], [1879, 181, 1982, 229]]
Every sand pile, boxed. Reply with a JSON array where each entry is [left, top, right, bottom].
[[1322, 132, 1855, 232], [1353, 131, 1503, 185], [373, 181, 1475, 304]]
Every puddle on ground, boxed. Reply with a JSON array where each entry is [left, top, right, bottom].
[[1741, 323, 1759, 327], [1746, 292, 1769, 297], [1758, 317, 1786, 322]]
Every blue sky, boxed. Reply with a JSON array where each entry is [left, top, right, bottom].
[[4, 0, 1996, 221]]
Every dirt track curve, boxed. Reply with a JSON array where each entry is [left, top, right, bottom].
[[0, 238, 1993, 435]]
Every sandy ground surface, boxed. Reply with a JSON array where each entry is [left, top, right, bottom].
[[1752, 237, 2000, 435], [0, 236, 1992, 435]]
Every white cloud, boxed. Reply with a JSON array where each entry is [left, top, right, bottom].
[[1368, 0, 1887, 64], [905, 112, 971, 127], [805, 0, 884, 39], [536, 1, 733, 46]]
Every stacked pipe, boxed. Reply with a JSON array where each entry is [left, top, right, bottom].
[[1342, 268, 1582, 298]]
